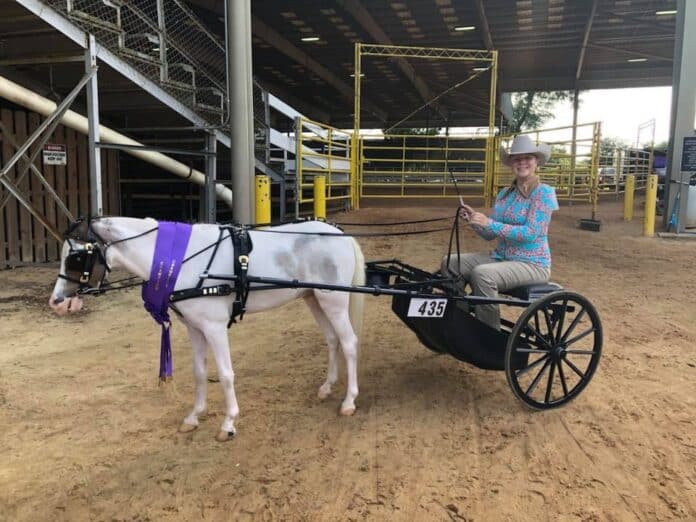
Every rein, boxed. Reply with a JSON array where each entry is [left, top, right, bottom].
[[62, 213, 470, 298]]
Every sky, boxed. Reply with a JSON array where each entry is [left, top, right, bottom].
[[354, 86, 675, 148], [545, 86, 672, 147]]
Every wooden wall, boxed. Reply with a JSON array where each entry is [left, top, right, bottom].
[[0, 107, 120, 266]]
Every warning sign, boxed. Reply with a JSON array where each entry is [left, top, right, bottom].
[[43, 143, 67, 165]]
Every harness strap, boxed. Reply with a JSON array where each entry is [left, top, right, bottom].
[[169, 284, 233, 302], [196, 227, 226, 289], [230, 227, 253, 326]]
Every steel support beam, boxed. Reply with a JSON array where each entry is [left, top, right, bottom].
[[0, 68, 95, 180], [251, 15, 387, 123], [342, 0, 448, 123], [474, 0, 494, 50], [586, 43, 672, 63], [0, 54, 83, 66], [576, 0, 599, 81], [0, 121, 74, 220], [0, 175, 61, 241], [227, 0, 254, 223], [85, 35, 103, 217], [664, 0, 696, 232], [202, 133, 217, 223]]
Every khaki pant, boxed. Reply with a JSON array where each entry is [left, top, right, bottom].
[[441, 252, 551, 330]]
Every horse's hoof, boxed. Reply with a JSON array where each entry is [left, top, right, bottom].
[[340, 406, 356, 416], [178, 422, 198, 433], [215, 430, 235, 442], [317, 388, 331, 400]]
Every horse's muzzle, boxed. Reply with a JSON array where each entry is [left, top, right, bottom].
[[49, 295, 84, 316]]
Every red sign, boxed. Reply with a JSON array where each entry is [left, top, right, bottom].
[[43, 143, 67, 165]]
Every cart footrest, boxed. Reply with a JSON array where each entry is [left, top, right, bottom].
[[504, 282, 563, 301]]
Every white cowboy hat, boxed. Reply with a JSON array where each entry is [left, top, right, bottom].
[[500, 135, 551, 167]]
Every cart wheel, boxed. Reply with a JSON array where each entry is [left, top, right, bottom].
[[505, 291, 602, 410]]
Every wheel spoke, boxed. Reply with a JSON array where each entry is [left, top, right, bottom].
[[560, 308, 587, 343], [516, 354, 550, 377], [515, 347, 550, 354], [523, 322, 553, 350], [521, 327, 553, 350], [544, 359, 556, 403], [565, 327, 596, 346], [563, 357, 587, 380], [542, 307, 555, 341], [525, 357, 551, 396], [557, 359, 569, 395], [554, 298, 568, 344], [565, 349, 597, 355]]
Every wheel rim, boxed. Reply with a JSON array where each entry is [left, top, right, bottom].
[[505, 292, 602, 409]]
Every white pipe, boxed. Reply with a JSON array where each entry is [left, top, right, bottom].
[[0, 75, 233, 208]]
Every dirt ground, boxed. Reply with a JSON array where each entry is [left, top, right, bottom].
[[1, 198, 695, 521]]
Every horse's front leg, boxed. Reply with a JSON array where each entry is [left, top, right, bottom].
[[204, 322, 240, 442], [179, 324, 208, 433]]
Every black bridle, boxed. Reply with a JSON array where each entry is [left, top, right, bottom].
[[58, 218, 157, 296]]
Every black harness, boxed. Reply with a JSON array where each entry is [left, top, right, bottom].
[[168, 225, 253, 326], [60, 218, 255, 327]]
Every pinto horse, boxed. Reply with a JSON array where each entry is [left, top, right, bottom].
[[49, 217, 365, 441]]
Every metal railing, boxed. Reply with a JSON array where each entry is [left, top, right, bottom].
[[294, 117, 352, 216], [597, 147, 652, 197], [494, 122, 602, 203], [359, 133, 490, 200]]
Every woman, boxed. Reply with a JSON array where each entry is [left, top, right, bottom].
[[441, 134, 559, 330]]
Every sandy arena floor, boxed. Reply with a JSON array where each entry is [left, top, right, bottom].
[[0, 199, 695, 521]]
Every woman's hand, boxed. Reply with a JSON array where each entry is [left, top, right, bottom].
[[468, 211, 490, 227], [458, 204, 490, 226], [458, 204, 475, 221]]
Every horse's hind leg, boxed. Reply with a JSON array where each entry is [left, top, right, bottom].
[[304, 294, 339, 400], [203, 322, 240, 441], [179, 324, 208, 433], [314, 291, 359, 416]]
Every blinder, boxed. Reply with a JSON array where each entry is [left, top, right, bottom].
[[60, 218, 110, 293]]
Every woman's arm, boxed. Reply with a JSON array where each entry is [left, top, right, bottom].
[[471, 223, 497, 240], [485, 186, 558, 243]]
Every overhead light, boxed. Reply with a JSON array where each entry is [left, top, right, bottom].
[[627, 58, 647, 62], [655, 10, 677, 15], [473, 67, 488, 71], [349, 73, 365, 77], [301, 36, 320, 42], [454, 25, 476, 31]]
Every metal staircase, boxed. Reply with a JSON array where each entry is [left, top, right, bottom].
[[22, 0, 330, 219], [52, 0, 227, 123]]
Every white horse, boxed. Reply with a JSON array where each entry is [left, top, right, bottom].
[[49, 217, 365, 441]]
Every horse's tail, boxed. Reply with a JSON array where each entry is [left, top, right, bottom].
[[349, 237, 366, 342]]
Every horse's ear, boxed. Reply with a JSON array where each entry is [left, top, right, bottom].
[[63, 217, 92, 241]]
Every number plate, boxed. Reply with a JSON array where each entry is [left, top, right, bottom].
[[407, 298, 448, 318]]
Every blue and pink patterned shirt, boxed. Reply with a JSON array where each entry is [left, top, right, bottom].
[[473, 183, 559, 268]]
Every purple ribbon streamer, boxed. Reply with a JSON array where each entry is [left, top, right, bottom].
[[141, 221, 193, 380]]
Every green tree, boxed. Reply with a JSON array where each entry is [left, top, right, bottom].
[[650, 140, 668, 152], [599, 136, 629, 166], [508, 91, 573, 133]]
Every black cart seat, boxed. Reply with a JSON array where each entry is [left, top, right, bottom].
[[503, 282, 563, 301]]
